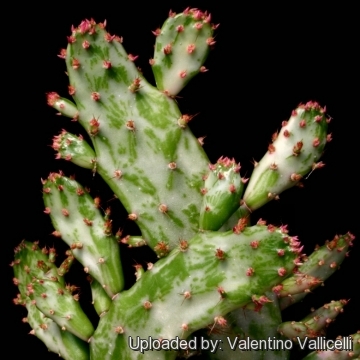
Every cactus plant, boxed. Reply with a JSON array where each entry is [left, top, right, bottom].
[[8, 4, 359, 360]]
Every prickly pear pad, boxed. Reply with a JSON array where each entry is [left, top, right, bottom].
[[13, 241, 94, 341], [152, 8, 214, 95], [243, 102, 329, 211], [90, 225, 300, 360], [60, 19, 210, 250], [43, 173, 123, 297]]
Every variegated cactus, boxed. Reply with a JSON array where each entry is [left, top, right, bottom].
[[10, 6, 359, 360]]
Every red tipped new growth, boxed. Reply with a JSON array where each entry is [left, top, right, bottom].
[[104, 33, 116, 42], [126, 120, 135, 131], [89, 118, 100, 136], [206, 37, 216, 46], [250, 240, 260, 249], [128, 213, 138, 221], [128, 54, 139, 62], [292, 141, 303, 156], [179, 240, 188, 252], [158, 204, 168, 213], [129, 78, 141, 93], [272, 284, 283, 295], [215, 248, 225, 260], [143, 301, 152, 310], [178, 114, 195, 128], [103, 60, 112, 69], [154, 241, 169, 258], [252, 295, 272, 311], [47, 92, 60, 106], [91, 92, 101, 101], [246, 267, 255, 276], [68, 86, 76, 95], [72, 58, 80, 69], [233, 218, 248, 234], [187, 44, 196, 54], [58, 49, 67, 58], [163, 44, 172, 55], [214, 316, 227, 327]]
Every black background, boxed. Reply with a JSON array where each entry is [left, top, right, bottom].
[[7, 2, 359, 359]]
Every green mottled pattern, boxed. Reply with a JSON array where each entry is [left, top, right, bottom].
[[51, 97, 79, 118], [242, 103, 328, 212], [207, 292, 289, 360], [25, 301, 89, 360], [13, 241, 63, 295], [13, 241, 94, 341], [89, 277, 112, 315], [30, 278, 94, 340], [91, 225, 297, 360], [152, 9, 213, 95], [301, 332, 360, 359], [63, 21, 209, 250], [280, 232, 353, 309], [54, 131, 95, 169], [43, 174, 123, 297], [278, 275, 320, 298], [242, 169, 279, 212], [199, 159, 244, 231], [279, 300, 347, 340]]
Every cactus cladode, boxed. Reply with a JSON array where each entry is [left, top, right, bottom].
[[240, 101, 329, 214], [11, 7, 358, 360]]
